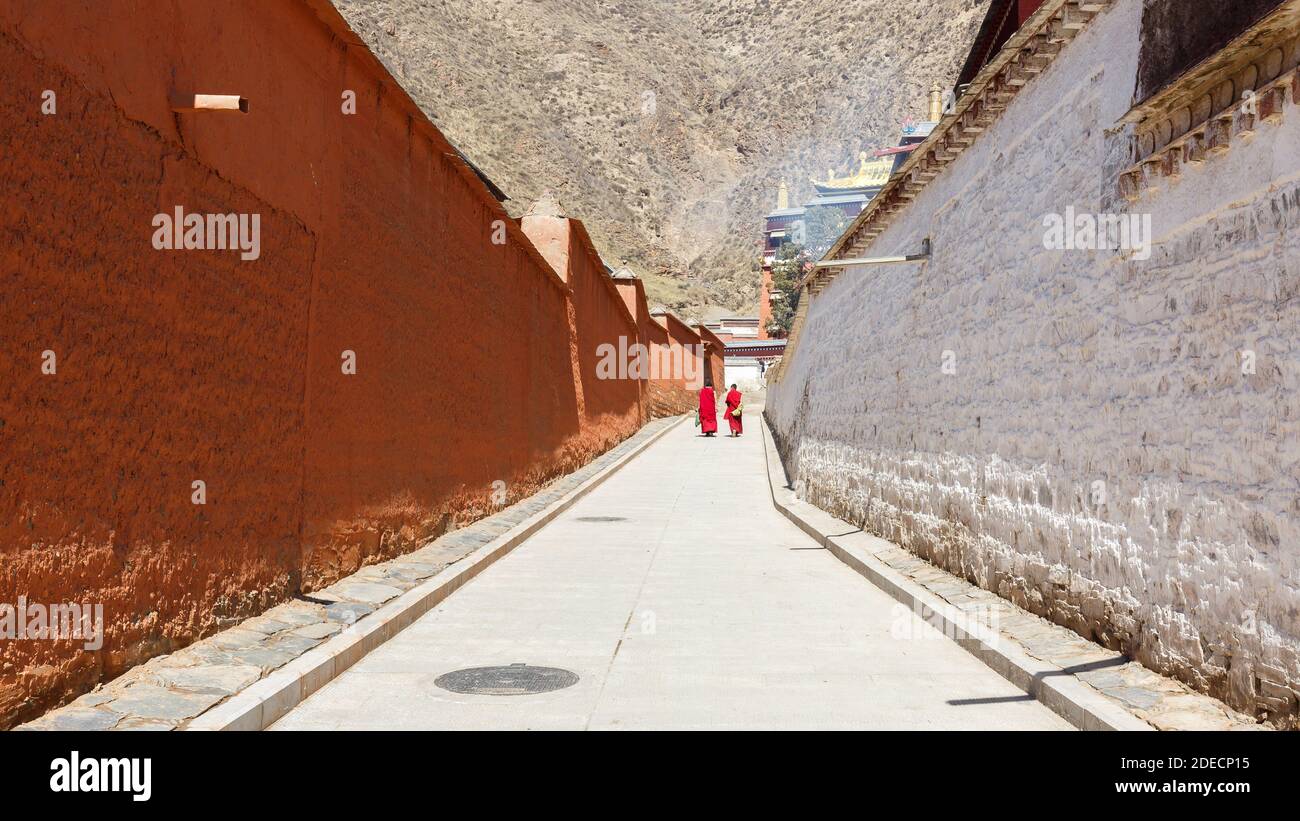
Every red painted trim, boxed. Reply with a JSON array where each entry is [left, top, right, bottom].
[[874, 144, 919, 157], [1018, 0, 1046, 25]]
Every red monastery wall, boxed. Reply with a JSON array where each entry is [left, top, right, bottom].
[[0, 0, 701, 728], [613, 280, 697, 418], [695, 324, 727, 397]]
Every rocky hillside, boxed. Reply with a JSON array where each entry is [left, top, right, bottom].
[[335, 0, 987, 319]]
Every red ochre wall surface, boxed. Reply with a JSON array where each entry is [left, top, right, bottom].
[[656, 311, 707, 394], [0, 0, 702, 728], [520, 213, 644, 447], [695, 325, 727, 396], [614, 280, 697, 418]]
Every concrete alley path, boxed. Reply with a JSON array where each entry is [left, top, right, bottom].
[[273, 410, 1072, 730]]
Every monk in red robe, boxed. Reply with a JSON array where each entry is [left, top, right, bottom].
[[698, 380, 718, 436], [725, 384, 743, 436]]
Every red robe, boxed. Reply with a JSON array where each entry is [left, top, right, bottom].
[[698, 387, 718, 433], [725, 388, 743, 434]]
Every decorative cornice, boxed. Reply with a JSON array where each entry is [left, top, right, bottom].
[[1117, 1, 1300, 203]]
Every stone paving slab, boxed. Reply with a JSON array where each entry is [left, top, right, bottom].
[[18, 416, 681, 732], [759, 414, 1263, 732], [273, 402, 1071, 731]]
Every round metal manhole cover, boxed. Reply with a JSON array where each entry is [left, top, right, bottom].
[[434, 664, 579, 696], [575, 516, 626, 522]]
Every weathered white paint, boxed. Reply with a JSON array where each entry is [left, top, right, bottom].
[[767, 0, 1300, 723]]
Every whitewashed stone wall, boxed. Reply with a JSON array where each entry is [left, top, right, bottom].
[[767, 0, 1300, 724]]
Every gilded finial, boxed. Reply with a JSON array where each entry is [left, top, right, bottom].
[[929, 82, 944, 122]]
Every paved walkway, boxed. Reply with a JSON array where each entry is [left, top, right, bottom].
[[20, 417, 681, 731], [273, 410, 1071, 730]]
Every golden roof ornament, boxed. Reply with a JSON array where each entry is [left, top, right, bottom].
[[811, 152, 893, 191]]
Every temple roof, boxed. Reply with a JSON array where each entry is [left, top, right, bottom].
[[806, 192, 868, 207], [764, 206, 806, 219], [811, 152, 894, 194]]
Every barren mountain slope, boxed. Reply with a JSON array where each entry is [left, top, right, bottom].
[[335, 0, 987, 318]]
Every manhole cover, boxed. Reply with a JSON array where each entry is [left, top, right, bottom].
[[434, 664, 579, 695], [575, 516, 626, 522]]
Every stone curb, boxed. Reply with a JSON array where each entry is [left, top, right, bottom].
[[758, 414, 1153, 732], [187, 414, 688, 731]]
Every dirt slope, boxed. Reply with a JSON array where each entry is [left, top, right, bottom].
[[336, 0, 987, 318]]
